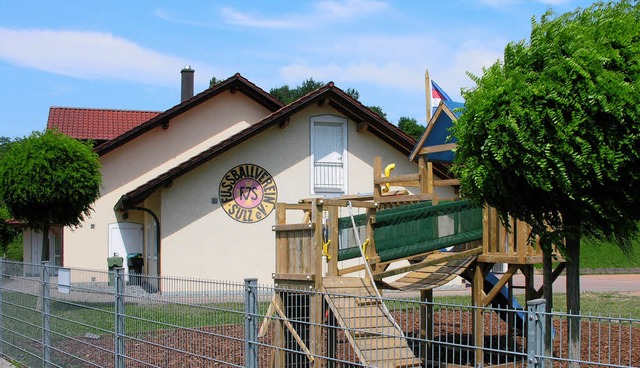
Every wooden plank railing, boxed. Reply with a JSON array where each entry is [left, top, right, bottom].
[[481, 206, 552, 264]]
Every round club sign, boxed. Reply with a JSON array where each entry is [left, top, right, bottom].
[[219, 164, 277, 223]]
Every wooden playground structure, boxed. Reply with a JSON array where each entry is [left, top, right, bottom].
[[268, 155, 565, 367]]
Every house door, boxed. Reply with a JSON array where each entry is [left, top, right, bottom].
[[310, 115, 347, 194], [145, 222, 158, 277], [108, 222, 143, 280], [29, 229, 62, 276]]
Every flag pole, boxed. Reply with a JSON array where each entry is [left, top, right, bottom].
[[425, 68, 432, 123]]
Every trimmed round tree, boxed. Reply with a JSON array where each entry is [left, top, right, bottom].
[[0, 131, 102, 262], [452, 1, 640, 361]]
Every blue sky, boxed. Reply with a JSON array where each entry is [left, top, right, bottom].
[[1, 0, 598, 139]]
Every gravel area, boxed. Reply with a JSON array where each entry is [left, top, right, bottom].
[[12, 310, 637, 367]]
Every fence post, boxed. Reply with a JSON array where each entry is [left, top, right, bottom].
[[527, 298, 546, 368], [245, 278, 258, 368], [114, 267, 125, 368], [42, 261, 51, 368]]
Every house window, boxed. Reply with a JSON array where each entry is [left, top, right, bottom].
[[310, 115, 347, 194]]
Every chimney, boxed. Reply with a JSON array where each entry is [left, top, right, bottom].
[[181, 65, 194, 102]]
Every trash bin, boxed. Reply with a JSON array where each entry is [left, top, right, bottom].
[[107, 254, 123, 286], [127, 253, 144, 286]]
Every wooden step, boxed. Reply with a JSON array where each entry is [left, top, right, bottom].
[[323, 276, 420, 368]]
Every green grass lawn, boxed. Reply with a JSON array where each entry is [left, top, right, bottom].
[[579, 238, 640, 269]]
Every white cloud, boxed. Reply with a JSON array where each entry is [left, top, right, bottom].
[[277, 33, 441, 90], [154, 9, 218, 28], [439, 40, 504, 98], [277, 33, 505, 103], [221, 0, 389, 29], [281, 61, 421, 90], [314, 0, 389, 18], [221, 7, 304, 29], [0, 28, 213, 86]]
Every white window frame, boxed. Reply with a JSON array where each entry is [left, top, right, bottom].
[[310, 114, 348, 195]]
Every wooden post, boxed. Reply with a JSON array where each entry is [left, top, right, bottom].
[[373, 156, 382, 201], [273, 291, 285, 367], [275, 203, 288, 275], [418, 156, 429, 195], [420, 289, 433, 364], [327, 206, 339, 277], [473, 263, 486, 366], [310, 199, 324, 365], [426, 161, 434, 197], [522, 264, 535, 304], [366, 207, 377, 271]]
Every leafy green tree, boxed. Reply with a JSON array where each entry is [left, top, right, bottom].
[[0, 131, 102, 262], [209, 76, 222, 88], [397, 117, 425, 140], [0, 137, 19, 258], [368, 106, 387, 119], [0, 205, 18, 258], [270, 78, 326, 104], [452, 2, 640, 362], [269, 78, 362, 104]]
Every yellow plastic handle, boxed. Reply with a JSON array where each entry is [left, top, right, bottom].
[[322, 240, 331, 261], [362, 239, 370, 260], [383, 163, 395, 193]]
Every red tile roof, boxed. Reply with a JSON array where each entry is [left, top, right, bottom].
[[47, 107, 161, 141]]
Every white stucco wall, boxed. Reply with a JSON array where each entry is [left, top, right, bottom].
[[157, 106, 449, 283], [61, 92, 273, 273], [61, 92, 455, 285]]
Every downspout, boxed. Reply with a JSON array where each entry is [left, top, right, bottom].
[[122, 206, 161, 278]]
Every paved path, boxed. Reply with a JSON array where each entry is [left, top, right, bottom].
[[433, 273, 640, 296], [519, 273, 640, 294]]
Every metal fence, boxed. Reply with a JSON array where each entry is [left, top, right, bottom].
[[0, 259, 638, 367]]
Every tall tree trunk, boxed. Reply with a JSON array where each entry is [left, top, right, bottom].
[[565, 230, 581, 367], [543, 250, 553, 362], [41, 224, 50, 262]]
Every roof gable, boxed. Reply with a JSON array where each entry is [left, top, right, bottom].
[[47, 107, 161, 142], [410, 100, 464, 162], [115, 82, 418, 210], [95, 73, 284, 156]]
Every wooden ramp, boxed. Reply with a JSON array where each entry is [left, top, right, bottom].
[[380, 252, 478, 291], [323, 276, 422, 368]]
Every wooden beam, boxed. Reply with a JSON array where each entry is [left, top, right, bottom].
[[272, 223, 315, 232], [375, 193, 433, 204], [273, 300, 315, 363], [481, 264, 518, 307], [279, 117, 290, 129], [272, 273, 315, 281], [373, 173, 421, 185], [534, 262, 566, 298], [434, 179, 460, 187], [418, 143, 457, 155], [356, 120, 368, 132], [317, 198, 377, 209], [337, 263, 366, 276]]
